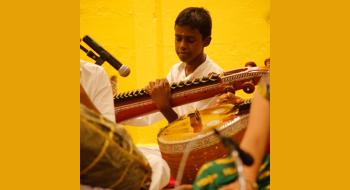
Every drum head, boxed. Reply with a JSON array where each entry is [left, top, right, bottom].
[[158, 104, 239, 143]]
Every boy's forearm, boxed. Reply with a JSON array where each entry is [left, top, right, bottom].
[[159, 106, 178, 123]]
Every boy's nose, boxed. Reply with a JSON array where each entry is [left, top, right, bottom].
[[179, 40, 188, 49]]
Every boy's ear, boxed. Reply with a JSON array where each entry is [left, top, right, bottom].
[[203, 36, 211, 47]]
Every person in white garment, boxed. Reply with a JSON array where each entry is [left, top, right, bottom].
[[123, 7, 228, 127], [80, 59, 170, 190], [80, 59, 116, 122], [151, 7, 226, 123]]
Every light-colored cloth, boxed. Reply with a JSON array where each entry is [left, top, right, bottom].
[[80, 59, 116, 122], [166, 56, 224, 117], [123, 56, 224, 126], [139, 147, 171, 190]]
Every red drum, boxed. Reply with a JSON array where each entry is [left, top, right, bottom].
[[157, 104, 249, 184]]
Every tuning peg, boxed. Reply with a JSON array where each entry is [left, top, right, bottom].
[[200, 76, 209, 83], [170, 83, 177, 89], [177, 81, 184, 88], [192, 78, 200, 85], [184, 80, 192, 86]]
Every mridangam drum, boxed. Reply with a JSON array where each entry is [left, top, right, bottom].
[[80, 104, 152, 190], [157, 103, 249, 184]]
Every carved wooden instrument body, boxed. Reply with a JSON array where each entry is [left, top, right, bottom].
[[157, 100, 251, 184], [114, 66, 269, 122]]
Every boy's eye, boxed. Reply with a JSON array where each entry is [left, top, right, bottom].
[[175, 36, 196, 43], [186, 38, 195, 43]]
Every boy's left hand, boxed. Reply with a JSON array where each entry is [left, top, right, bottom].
[[213, 92, 244, 106]]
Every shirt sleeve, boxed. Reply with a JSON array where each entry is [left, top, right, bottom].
[[92, 68, 116, 122]]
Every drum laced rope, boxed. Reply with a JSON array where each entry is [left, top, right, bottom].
[[175, 114, 250, 189], [174, 133, 197, 187], [175, 106, 203, 186], [81, 116, 115, 175]]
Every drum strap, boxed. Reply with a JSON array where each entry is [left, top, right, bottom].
[[109, 160, 133, 188], [81, 127, 115, 175]]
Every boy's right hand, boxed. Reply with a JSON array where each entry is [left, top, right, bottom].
[[146, 78, 172, 110], [145, 79, 178, 123]]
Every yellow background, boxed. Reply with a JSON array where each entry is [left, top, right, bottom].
[[1, 0, 350, 189], [80, 0, 270, 145]]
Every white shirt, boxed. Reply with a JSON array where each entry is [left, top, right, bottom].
[[80, 60, 116, 122], [166, 56, 224, 117], [123, 56, 223, 126]]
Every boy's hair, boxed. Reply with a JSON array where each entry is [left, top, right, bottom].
[[245, 61, 257, 67], [175, 7, 212, 39]]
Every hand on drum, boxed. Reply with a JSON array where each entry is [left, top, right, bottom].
[[214, 92, 244, 106]]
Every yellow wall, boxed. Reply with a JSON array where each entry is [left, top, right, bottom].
[[80, 0, 270, 145]]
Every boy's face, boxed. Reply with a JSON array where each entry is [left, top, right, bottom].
[[175, 25, 209, 65]]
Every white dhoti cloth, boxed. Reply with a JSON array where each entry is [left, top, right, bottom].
[[139, 146, 171, 190]]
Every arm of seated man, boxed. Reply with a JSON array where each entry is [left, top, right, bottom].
[[146, 79, 178, 123]]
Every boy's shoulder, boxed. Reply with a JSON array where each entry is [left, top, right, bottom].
[[204, 56, 224, 72]]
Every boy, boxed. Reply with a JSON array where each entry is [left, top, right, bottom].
[[145, 7, 224, 124]]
